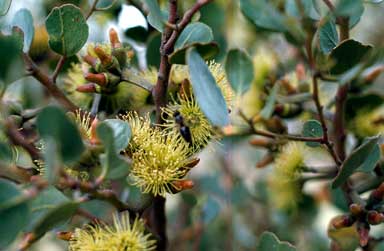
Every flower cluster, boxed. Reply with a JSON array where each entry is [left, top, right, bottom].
[[69, 212, 156, 251], [122, 112, 196, 197], [268, 142, 307, 210], [162, 62, 233, 152]]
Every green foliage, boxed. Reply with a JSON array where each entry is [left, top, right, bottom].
[[332, 136, 381, 188], [144, 0, 165, 32], [12, 8, 34, 53], [45, 4, 89, 56], [187, 47, 229, 126], [302, 120, 323, 147], [0, 0, 11, 16], [175, 22, 214, 50], [258, 232, 296, 251], [318, 18, 339, 54], [225, 49, 254, 94], [0, 179, 30, 247]]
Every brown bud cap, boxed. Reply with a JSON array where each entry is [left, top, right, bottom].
[[370, 183, 384, 201], [109, 28, 122, 48], [185, 158, 200, 168], [84, 73, 107, 86], [76, 83, 98, 93], [367, 211, 384, 225], [280, 78, 297, 94], [349, 203, 364, 216], [173, 180, 194, 191], [90, 118, 101, 145], [56, 231, 73, 241], [127, 50, 135, 59], [331, 215, 355, 229], [94, 46, 113, 66], [256, 154, 274, 168], [180, 79, 192, 99], [249, 137, 273, 148], [82, 55, 98, 68]]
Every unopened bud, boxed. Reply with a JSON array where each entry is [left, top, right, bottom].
[[367, 211, 384, 225], [173, 180, 194, 191], [84, 73, 107, 86], [94, 46, 113, 66], [280, 78, 297, 94], [331, 215, 355, 229], [296, 63, 306, 81], [349, 203, 364, 216], [363, 65, 384, 83], [76, 83, 98, 93], [82, 55, 99, 68], [249, 137, 273, 148], [109, 28, 122, 48], [56, 231, 73, 241]]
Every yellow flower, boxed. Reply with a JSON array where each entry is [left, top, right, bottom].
[[162, 92, 214, 153], [122, 112, 194, 197], [165, 62, 234, 152], [130, 129, 192, 197], [62, 63, 93, 109], [268, 142, 307, 210], [72, 109, 92, 139], [352, 106, 384, 138], [69, 212, 156, 251]]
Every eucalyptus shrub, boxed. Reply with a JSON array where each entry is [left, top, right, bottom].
[[0, 0, 384, 251]]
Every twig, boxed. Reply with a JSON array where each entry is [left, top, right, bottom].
[[322, 0, 335, 12], [51, 56, 66, 83], [23, 53, 79, 112], [85, 0, 100, 20]]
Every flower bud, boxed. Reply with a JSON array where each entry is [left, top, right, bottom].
[[367, 211, 384, 225], [109, 28, 122, 49], [90, 117, 100, 145], [57, 231, 73, 241], [249, 137, 274, 148], [256, 154, 274, 168], [84, 72, 107, 86], [357, 222, 370, 247], [185, 158, 200, 168], [76, 83, 99, 93], [349, 203, 364, 216], [82, 55, 99, 69], [173, 180, 194, 191]]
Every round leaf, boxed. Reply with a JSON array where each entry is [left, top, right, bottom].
[[12, 8, 34, 53], [302, 120, 323, 147], [187, 47, 229, 127], [318, 18, 339, 54], [225, 49, 254, 94], [175, 22, 213, 50], [45, 4, 89, 56]]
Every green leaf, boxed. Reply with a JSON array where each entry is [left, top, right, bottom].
[[0, 179, 30, 248], [187, 47, 229, 127], [319, 18, 339, 54], [260, 84, 279, 119], [33, 201, 79, 238], [302, 120, 323, 147], [356, 143, 381, 173], [101, 119, 131, 152], [174, 22, 213, 50], [0, 32, 23, 82], [332, 136, 381, 188], [169, 42, 219, 65], [26, 186, 69, 231], [329, 39, 372, 75], [285, 0, 320, 20], [0, 142, 14, 164], [224, 49, 254, 94], [96, 121, 130, 180], [144, 0, 165, 32], [335, 0, 364, 27], [37, 106, 85, 163], [45, 4, 89, 56], [258, 232, 296, 251], [146, 33, 161, 68], [240, 0, 286, 32], [12, 8, 34, 53], [0, 0, 11, 16], [42, 137, 61, 183]]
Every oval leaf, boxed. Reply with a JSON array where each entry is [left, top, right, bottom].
[[332, 136, 381, 188], [12, 8, 34, 52], [0, 179, 30, 248], [45, 4, 89, 56], [302, 120, 323, 147], [101, 119, 131, 152], [319, 18, 339, 54], [187, 47, 229, 127], [144, 0, 165, 32], [225, 49, 254, 94], [37, 106, 85, 163], [175, 22, 213, 50]]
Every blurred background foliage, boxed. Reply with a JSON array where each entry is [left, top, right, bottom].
[[0, 0, 384, 251]]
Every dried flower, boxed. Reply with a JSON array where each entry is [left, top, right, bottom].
[[69, 212, 156, 251]]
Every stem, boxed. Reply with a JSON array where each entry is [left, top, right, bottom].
[[51, 56, 66, 83], [85, 0, 100, 20]]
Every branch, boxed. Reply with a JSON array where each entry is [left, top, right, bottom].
[[85, 0, 100, 20], [51, 56, 66, 83], [23, 53, 79, 112]]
